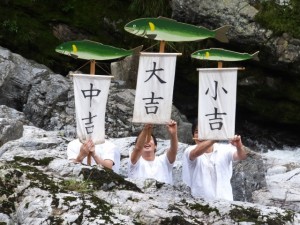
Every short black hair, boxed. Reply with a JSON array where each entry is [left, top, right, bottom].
[[152, 134, 157, 146], [192, 118, 198, 135]]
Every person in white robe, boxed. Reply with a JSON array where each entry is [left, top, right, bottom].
[[182, 119, 247, 200], [128, 120, 178, 184], [67, 139, 120, 173]]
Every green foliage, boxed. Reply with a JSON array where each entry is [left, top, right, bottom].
[[61, 179, 94, 193], [229, 205, 261, 223], [189, 203, 220, 216], [229, 204, 295, 224], [160, 216, 196, 225], [80, 167, 142, 192], [14, 156, 54, 166], [2, 19, 18, 33], [0, 0, 135, 75], [255, 0, 300, 38]]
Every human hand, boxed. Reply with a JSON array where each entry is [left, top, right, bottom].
[[143, 124, 153, 131], [166, 120, 177, 136], [86, 139, 96, 156], [143, 124, 153, 143], [230, 135, 243, 149], [75, 139, 93, 163], [80, 139, 95, 154]]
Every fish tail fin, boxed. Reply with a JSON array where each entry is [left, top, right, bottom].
[[214, 25, 231, 43], [130, 45, 143, 55], [251, 51, 260, 61]]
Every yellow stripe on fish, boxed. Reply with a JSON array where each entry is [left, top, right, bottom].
[[72, 44, 78, 53], [148, 22, 155, 31], [205, 51, 210, 58]]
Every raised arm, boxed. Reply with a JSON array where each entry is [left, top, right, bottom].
[[166, 120, 178, 164], [130, 124, 152, 164], [230, 135, 248, 160], [189, 140, 215, 161]]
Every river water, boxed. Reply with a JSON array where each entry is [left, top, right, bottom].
[[237, 120, 300, 165], [262, 147, 300, 164]]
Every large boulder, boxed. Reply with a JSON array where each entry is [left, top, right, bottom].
[[0, 123, 298, 224], [0, 46, 192, 144], [0, 105, 27, 149]]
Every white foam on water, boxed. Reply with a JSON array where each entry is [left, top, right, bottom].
[[262, 146, 300, 164]]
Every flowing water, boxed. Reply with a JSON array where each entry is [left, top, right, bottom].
[[263, 147, 300, 164]]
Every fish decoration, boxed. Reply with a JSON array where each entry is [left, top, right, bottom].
[[191, 48, 259, 61], [55, 40, 142, 60], [124, 17, 230, 43]]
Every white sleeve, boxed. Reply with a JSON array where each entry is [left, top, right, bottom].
[[182, 145, 196, 187], [101, 147, 115, 162], [100, 141, 120, 174], [226, 144, 236, 162], [67, 139, 81, 161], [127, 148, 141, 177], [110, 145, 120, 174]]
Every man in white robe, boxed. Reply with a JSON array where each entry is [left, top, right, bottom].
[[182, 119, 247, 200]]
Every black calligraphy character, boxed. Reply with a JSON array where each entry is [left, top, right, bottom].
[[144, 62, 166, 84], [142, 92, 164, 114], [84, 125, 94, 134], [81, 83, 101, 107], [82, 112, 97, 134], [205, 80, 228, 100], [205, 107, 227, 130]]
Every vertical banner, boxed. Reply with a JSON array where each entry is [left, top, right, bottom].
[[132, 52, 181, 124], [197, 68, 238, 140], [73, 74, 113, 144]]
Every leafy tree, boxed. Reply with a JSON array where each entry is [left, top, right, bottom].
[[255, 0, 300, 38]]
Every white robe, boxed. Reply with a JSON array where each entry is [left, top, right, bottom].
[[182, 143, 236, 200]]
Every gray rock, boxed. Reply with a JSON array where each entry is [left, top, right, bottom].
[[0, 124, 299, 224], [232, 149, 267, 202], [0, 46, 193, 144], [0, 105, 26, 149], [171, 0, 300, 74]]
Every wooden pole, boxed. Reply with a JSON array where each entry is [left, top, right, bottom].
[[90, 60, 96, 74], [218, 61, 223, 68], [159, 40, 166, 53], [87, 59, 96, 166]]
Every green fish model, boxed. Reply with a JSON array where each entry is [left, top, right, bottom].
[[55, 40, 142, 60], [191, 48, 259, 61], [124, 17, 230, 43]]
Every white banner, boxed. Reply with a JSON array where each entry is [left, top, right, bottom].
[[73, 74, 112, 144], [132, 52, 180, 124], [197, 68, 238, 140]]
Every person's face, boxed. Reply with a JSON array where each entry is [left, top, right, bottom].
[[193, 126, 198, 138], [143, 137, 156, 153], [193, 126, 202, 144]]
